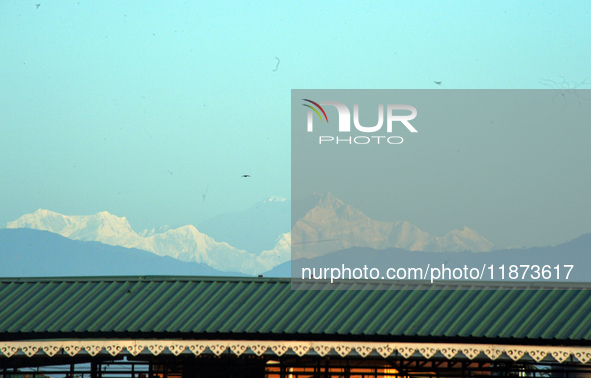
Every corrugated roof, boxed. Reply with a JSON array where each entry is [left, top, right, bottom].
[[1, 276, 590, 344]]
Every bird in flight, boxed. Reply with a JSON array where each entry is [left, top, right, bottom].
[[35, 4, 41, 8], [434, 81, 442, 86], [201, 184, 209, 203], [241, 175, 251, 178]]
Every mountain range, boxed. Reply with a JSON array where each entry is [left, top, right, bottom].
[[265, 232, 591, 282], [291, 193, 493, 259], [2, 193, 494, 275], [2, 208, 288, 275], [0, 228, 239, 277]]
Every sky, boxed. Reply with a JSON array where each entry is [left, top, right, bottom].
[[292, 89, 591, 249], [1, 1, 590, 247]]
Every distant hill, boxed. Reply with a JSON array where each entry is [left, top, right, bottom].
[[263, 260, 291, 277], [264, 233, 591, 282], [0, 228, 243, 277]]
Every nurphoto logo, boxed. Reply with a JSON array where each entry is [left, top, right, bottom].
[[303, 99, 418, 145]]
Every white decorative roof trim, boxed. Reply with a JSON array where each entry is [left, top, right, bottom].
[[0, 340, 588, 363]]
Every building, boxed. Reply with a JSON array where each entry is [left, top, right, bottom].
[[1, 276, 591, 377]]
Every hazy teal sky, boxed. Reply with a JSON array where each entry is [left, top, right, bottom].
[[1, 1, 590, 246]]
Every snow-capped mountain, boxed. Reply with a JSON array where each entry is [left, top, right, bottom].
[[292, 193, 493, 259], [3, 209, 287, 275], [3, 193, 493, 275], [139, 225, 172, 237], [143, 225, 288, 273], [257, 233, 291, 271], [263, 196, 287, 203], [4, 209, 152, 250]]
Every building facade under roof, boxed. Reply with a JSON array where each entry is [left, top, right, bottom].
[[1, 276, 591, 377]]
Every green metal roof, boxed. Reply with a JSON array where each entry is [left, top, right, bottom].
[[1, 276, 590, 345]]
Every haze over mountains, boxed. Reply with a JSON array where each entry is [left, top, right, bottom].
[[292, 193, 493, 259], [2, 193, 495, 275]]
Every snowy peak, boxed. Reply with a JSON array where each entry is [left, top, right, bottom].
[[263, 196, 287, 203], [292, 193, 494, 258], [138, 225, 172, 237], [69, 213, 138, 244], [4, 194, 494, 276], [5, 209, 73, 234], [5, 209, 134, 238], [318, 192, 345, 208], [389, 221, 431, 251], [431, 226, 494, 252], [3, 209, 145, 249], [3, 209, 288, 276]]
